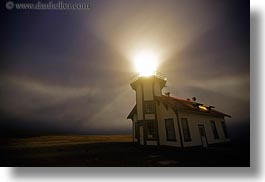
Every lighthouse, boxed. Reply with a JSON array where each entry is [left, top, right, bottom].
[[127, 51, 230, 147], [129, 73, 167, 145]]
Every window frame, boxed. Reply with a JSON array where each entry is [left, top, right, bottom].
[[210, 120, 219, 139], [181, 118, 192, 142], [146, 120, 157, 140], [144, 100, 155, 114], [165, 118, 176, 141]]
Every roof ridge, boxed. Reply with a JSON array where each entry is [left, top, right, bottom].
[[161, 95, 192, 102], [156, 95, 231, 118]]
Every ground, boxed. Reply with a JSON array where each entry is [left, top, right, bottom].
[[0, 135, 249, 167]]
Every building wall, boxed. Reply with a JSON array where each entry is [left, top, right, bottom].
[[154, 82, 162, 96], [155, 101, 229, 147], [136, 79, 160, 120], [134, 78, 163, 145], [132, 113, 138, 142], [178, 111, 229, 147], [136, 84, 143, 120], [132, 77, 229, 147], [156, 102, 182, 147], [143, 81, 153, 100]]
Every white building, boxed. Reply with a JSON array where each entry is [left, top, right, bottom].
[[127, 73, 231, 147]]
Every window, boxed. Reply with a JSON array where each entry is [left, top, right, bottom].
[[221, 121, 228, 138], [146, 120, 157, 140], [144, 100, 155, 113], [210, 121, 219, 139], [165, 119, 176, 141], [181, 118, 191, 141]]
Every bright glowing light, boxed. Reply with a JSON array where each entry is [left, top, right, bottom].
[[134, 50, 158, 76], [199, 105, 208, 111]]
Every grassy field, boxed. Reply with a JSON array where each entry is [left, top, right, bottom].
[[4, 135, 132, 148], [0, 135, 249, 167]]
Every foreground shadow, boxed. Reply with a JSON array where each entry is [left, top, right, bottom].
[[3, 142, 248, 167]]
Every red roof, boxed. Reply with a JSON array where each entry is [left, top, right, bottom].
[[156, 95, 231, 118], [127, 95, 231, 119]]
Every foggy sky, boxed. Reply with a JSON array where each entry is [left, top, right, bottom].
[[1, 0, 249, 136]]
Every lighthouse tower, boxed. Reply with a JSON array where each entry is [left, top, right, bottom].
[[130, 73, 167, 145]]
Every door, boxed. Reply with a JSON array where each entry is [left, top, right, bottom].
[[198, 125, 208, 148], [139, 126, 144, 145]]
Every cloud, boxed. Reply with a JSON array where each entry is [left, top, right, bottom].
[[164, 73, 250, 122], [1, 0, 249, 135], [0, 74, 133, 134]]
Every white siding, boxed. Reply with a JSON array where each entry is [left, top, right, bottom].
[[156, 102, 229, 147], [136, 84, 143, 120], [154, 82, 161, 96], [131, 76, 230, 148], [145, 114, 155, 120], [143, 81, 153, 100], [178, 111, 230, 147], [156, 102, 182, 147]]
